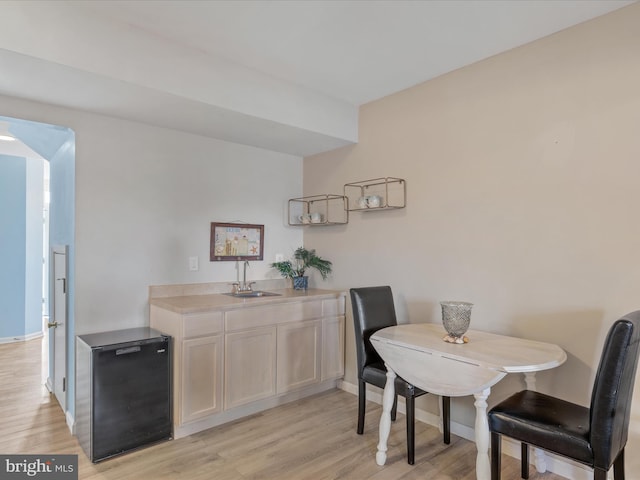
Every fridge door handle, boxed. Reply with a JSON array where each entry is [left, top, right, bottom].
[[115, 346, 141, 355]]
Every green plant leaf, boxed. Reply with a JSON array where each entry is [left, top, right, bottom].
[[271, 247, 332, 280]]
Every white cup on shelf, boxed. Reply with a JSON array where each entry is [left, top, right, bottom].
[[366, 195, 382, 208], [298, 214, 311, 224], [310, 212, 323, 223]]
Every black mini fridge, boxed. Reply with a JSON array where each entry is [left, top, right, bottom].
[[76, 327, 172, 462]]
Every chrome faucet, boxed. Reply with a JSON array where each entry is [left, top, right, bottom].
[[230, 260, 255, 293], [237, 260, 255, 292]]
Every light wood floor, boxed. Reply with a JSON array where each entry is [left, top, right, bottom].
[[0, 337, 566, 479]]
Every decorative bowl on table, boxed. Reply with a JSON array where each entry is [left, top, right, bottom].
[[440, 301, 473, 344]]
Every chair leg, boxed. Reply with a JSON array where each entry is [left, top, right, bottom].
[[406, 395, 415, 465], [357, 380, 366, 434], [614, 448, 625, 480], [521, 443, 529, 479], [391, 393, 398, 422], [594, 468, 608, 480], [442, 395, 450, 444], [491, 432, 501, 480]]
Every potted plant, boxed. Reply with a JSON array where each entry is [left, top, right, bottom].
[[271, 247, 332, 290]]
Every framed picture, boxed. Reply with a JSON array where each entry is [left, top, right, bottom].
[[210, 222, 264, 261]]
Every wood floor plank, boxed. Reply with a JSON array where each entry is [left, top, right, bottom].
[[0, 337, 567, 479]]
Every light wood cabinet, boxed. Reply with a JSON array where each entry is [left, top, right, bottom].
[[322, 316, 345, 381], [321, 296, 346, 381], [225, 327, 277, 409], [181, 335, 223, 423], [277, 319, 322, 393], [150, 307, 225, 430], [150, 289, 345, 439]]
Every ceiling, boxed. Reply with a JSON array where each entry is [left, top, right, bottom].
[[0, 0, 635, 156], [76, 0, 635, 106]]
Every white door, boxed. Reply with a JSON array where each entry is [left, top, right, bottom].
[[50, 246, 67, 411]]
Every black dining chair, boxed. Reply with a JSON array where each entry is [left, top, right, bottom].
[[488, 311, 640, 480], [350, 286, 451, 465]]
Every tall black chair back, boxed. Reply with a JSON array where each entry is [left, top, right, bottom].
[[351, 285, 398, 378], [350, 286, 450, 465], [488, 311, 640, 480], [590, 312, 640, 473]]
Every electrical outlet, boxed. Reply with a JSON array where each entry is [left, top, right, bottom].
[[188, 256, 199, 271], [275, 253, 284, 262]]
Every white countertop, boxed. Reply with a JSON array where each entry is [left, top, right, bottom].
[[149, 288, 345, 314]]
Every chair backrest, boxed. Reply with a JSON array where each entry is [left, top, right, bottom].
[[350, 286, 398, 378], [589, 311, 640, 470]]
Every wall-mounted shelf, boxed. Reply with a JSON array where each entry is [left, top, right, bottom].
[[288, 194, 348, 226], [344, 177, 406, 212]]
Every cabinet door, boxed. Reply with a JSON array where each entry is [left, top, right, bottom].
[[225, 327, 277, 409], [277, 319, 322, 394], [181, 335, 224, 424], [322, 316, 345, 381]]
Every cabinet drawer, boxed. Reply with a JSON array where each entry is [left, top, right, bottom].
[[183, 311, 224, 338], [225, 300, 323, 331], [322, 296, 345, 317]]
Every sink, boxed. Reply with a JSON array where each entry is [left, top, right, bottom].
[[222, 291, 282, 298]]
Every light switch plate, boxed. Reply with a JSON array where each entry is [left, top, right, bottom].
[[188, 256, 199, 271]]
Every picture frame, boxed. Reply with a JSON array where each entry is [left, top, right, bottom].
[[210, 222, 264, 261]]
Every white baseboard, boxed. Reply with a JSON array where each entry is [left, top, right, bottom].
[[66, 411, 75, 435], [0, 331, 44, 344], [44, 379, 74, 435], [338, 380, 591, 479]]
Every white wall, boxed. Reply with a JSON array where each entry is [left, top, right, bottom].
[[72, 113, 304, 332], [1, 94, 304, 419]]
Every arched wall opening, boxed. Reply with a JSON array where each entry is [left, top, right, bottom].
[[0, 114, 75, 416]]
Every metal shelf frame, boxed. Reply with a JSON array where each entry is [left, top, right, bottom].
[[344, 177, 406, 212], [287, 194, 348, 226]]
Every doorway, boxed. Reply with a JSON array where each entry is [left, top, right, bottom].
[[0, 114, 75, 423]]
